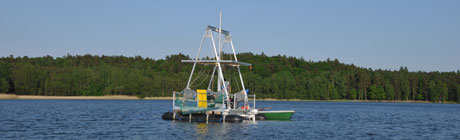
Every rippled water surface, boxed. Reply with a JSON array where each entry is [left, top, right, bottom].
[[1, 100, 459, 139]]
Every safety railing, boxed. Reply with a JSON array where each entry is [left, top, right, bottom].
[[230, 94, 256, 110], [173, 91, 224, 109]]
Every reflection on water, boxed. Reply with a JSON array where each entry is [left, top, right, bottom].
[[196, 123, 207, 139], [1, 100, 459, 139]]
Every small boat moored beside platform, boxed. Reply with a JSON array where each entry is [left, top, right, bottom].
[[258, 110, 295, 120]]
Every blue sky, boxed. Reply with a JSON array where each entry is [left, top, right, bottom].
[[0, 0, 459, 72]]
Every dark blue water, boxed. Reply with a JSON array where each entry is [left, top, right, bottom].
[[1, 100, 459, 139]]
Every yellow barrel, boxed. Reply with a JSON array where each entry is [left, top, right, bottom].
[[197, 89, 207, 108]]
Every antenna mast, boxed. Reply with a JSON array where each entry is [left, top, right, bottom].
[[217, 11, 223, 92]]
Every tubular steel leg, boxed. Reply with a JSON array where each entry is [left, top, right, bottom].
[[173, 112, 176, 120]]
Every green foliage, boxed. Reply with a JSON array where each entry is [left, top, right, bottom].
[[349, 88, 357, 99], [377, 86, 385, 100], [0, 78, 10, 93], [328, 82, 338, 100], [429, 81, 439, 102], [416, 92, 425, 100], [440, 83, 448, 103], [271, 70, 296, 99], [357, 70, 370, 100], [12, 63, 46, 95], [337, 79, 347, 99], [367, 85, 385, 100], [457, 84, 460, 103], [368, 85, 377, 100], [402, 81, 410, 100], [0, 53, 459, 102], [137, 93, 146, 99], [385, 84, 395, 100]]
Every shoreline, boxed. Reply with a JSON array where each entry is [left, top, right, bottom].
[[0, 94, 172, 100], [0, 94, 456, 104], [257, 98, 456, 104]]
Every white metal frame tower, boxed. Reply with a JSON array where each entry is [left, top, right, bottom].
[[182, 12, 250, 109]]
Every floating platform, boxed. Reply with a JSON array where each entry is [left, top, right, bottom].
[[162, 111, 266, 123], [161, 13, 295, 123], [178, 107, 220, 115]]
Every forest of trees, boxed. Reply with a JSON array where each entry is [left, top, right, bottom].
[[1, 53, 460, 103]]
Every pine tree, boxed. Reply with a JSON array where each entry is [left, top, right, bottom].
[[349, 88, 357, 100], [440, 83, 448, 103], [368, 84, 377, 100], [377, 86, 385, 100], [457, 84, 460, 103], [402, 81, 411, 100], [357, 71, 370, 100], [428, 81, 439, 102], [385, 84, 395, 100], [0, 78, 10, 93]]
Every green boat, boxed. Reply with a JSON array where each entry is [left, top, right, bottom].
[[258, 110, 295, 120]]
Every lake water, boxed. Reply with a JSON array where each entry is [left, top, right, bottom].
[[0, 100, 459, 139]]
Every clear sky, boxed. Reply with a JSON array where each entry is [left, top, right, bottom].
[[1, 0, 459, 72]]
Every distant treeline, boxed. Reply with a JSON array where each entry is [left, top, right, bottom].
[[0, 53, 459, 103]]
